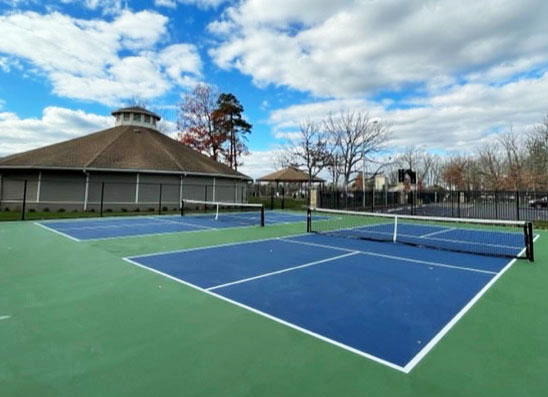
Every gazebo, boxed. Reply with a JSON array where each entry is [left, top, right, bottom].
[[256, 167, 325, 198]]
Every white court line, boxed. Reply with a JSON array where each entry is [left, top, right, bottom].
[[0, 315, 11, 321], [403, 233, 541, 373], [279, 238, 498, 275], [128, 233, 309, 259], [150, 218, 216, 230], [34, 222, 82, 242], [207, 251, 360, 291], [420, 227, 456, 238], [122, 257, 407, 373]]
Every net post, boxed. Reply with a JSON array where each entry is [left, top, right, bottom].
[[21, 179, 27, 221], [260, 205, 265, 227], [526, 222, 534, 262], [306, 207, 311, 233]]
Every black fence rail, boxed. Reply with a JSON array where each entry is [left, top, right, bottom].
[[317, 189, 548, 222], [0, 178, 248, 221], [247, 184, 309, 211]]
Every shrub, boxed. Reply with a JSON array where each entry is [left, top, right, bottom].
[[106, 208, 113, 213], [58, 208, 65, 212], [43, 208, 50, 212], [162, 206, 168, 212], [121, 208, 128, 212], [134, 208, 140, 212], [29, 208, 36, 213], [148, 208, 155, 212], [4, 207, 10, 212]]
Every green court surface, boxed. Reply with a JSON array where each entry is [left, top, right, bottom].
[[1, 217, 547, 396]]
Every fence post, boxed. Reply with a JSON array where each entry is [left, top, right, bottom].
[[158, 184, 163, 215], [495, 191, 498, 219], [516, 191, 520, 221], [457, 191, 461, 218], [204, 186, 208, 213], [100, 182, 105, 217], [20, 179, 27, 221], [451, 190, 454, 217], [281, 186, 285, 210]]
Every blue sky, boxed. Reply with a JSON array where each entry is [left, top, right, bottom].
[[1, 0, 548, 178]]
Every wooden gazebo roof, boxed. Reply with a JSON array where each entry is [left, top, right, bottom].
[[257, 167, 325, 183]]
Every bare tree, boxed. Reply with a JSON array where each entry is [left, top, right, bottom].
[[277, 120, 329, 184], [395, 146, 439, 188], [525, 113, 548, 189], [442, 154, 469, 190], [476, 142, 504, 190], [498, 129, 526, 190], [324, 110, 391, 189]]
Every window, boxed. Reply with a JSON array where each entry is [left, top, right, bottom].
[[144, 115, 150, 123], [123, 113, 130, 121], [133, 113, 141, 122]]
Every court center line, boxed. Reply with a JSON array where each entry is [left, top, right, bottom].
[[0, 315, 11, 321], [420, 227, 456, 238], [150, 218, 216, 230], [207, 251, 360, 291], [279, 238, 498, 275]]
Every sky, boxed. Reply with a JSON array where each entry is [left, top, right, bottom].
[[0, 0, 547, 179]]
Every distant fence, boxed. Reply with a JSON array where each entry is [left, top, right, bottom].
[[247, 183, 310, 210], [0, 178, 247, 221], [317, 188, 548, 222]]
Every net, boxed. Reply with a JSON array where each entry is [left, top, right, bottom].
[[307, 207, 534, 261], [182, 199, 265, 227]]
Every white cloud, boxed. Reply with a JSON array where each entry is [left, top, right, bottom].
[[0, 10, 203, 105], [238, 149, 281, 180], [154, 0, 177, 8], [155, 0, 228, 9], [0, 107, 113, 157], [268, 72, 548, 153], [209, 0, 548, 98]]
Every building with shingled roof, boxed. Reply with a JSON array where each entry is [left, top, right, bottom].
[[0, 106, 251, 211]]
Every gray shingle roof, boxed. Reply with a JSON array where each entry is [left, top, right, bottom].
[[0, 125, 251, 179], [257, 167, 325, 182]]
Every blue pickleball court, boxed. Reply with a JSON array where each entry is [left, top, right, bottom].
[[125, 231, 520, 373], [36, 210, 310, 241]]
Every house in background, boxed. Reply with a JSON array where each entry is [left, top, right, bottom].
[[350, 172, 386, 191]]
